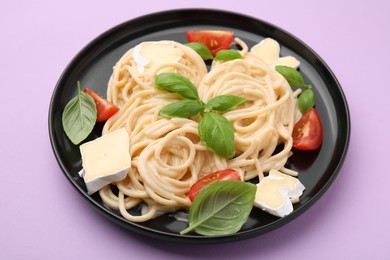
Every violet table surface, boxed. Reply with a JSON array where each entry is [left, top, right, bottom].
[[1, 0, 389, 259]]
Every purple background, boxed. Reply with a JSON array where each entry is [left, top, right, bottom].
[[1, 0, 389, 259]]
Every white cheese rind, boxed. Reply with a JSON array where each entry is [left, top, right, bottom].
[[254, 169, 305, 217], [78, 128, 131, 195], [78, 168, 128, 195]]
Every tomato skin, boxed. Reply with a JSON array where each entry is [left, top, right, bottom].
[[292, 108, 323, 150], [188, 169, 241, 201], [186, 30, 233, 56], [83, 88, 119, 122]]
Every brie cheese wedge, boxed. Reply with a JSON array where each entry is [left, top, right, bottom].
[[132, 41, 184, 74], [78, 128, 130, 195], [250, 38, 300, 68], [254, 169, 305, 217]]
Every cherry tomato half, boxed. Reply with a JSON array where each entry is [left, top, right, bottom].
[[84, 88, 119, 122], [292, 108, 323, 150], [186, 30, 233, 56], [188, 169, 241, 201]]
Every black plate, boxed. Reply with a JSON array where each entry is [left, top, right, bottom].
[[48, 9, 350, 243]]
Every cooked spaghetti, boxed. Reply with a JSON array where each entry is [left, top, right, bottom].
[[99, 39, 301, 222]]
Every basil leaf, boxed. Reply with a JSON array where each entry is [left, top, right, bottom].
[[205, 95, 246, 111], [180, 180, 256, 236], [155, 73, 200, 100], [185, 42, 213, 60], [159, 99, 204, 118], [62, 81, 97, 145], [298, 89, 315, 114], [199, 113, 235, 159], [275, 65, 311, 88], [214, 49, 242, 61]]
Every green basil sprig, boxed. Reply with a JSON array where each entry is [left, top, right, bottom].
[[159, 99, 204, 118], [155, 73, 245, 158], [180, 180, 256, 236], [62, 81, 97, 145], [155, 72, 200, 100], [185, 42, 213, 60], [214, 49, 242, 61], [205, 95, 245, 111], [199, 113, 235, 159], [297, 89, 315, 115], [275, 65, 311, 88], [186, 42, 241, 62], [275, 65, 315, 114]]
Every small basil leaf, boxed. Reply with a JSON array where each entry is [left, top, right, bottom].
[[180, 180, 256, 236], [199, 113, 235, 159], [155, 73, 200, 100], [205, 95, 246, 111], [298, 89, 315, 114], [185, 42, 213, 60], [275, 65, 310, 88], [159, 100, 204, 118], [214, 49, 242, 61], [62, 81, 97, 145]]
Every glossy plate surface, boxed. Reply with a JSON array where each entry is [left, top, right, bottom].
[[48, 9, 350, 243]]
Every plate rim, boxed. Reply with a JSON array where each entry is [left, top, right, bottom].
[[48, 8, 351, 243]]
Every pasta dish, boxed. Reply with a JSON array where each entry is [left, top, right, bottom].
[[97, 38, 302, 222]]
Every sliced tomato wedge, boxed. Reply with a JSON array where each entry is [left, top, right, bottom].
[[83, 88, 119, 122], [292, 108, 323, 150], [188, 169, 241, 201], [186, 30, 233, 56]]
